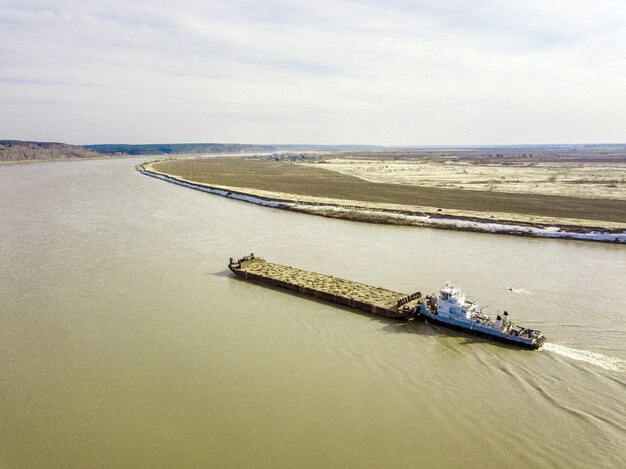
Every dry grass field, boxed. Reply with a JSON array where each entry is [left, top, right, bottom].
[[149, 158, 626, 226], [302, 159, 626, 200]]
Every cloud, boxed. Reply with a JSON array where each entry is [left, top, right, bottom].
[[0, 0, 625, 144]]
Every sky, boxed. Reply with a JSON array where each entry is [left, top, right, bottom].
[[1, 0, 625, 145]]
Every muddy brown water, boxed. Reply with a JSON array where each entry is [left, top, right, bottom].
[[1, 158, 625, 468]]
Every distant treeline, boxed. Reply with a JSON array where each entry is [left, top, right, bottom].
[[83, 143, 380, 155], [0, 140, 100, 161], [0, 140, 381, 161], [3, 139, 624, 162], [83, 143, 279, 155]]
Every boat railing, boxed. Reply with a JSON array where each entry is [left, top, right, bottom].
[[230, 253, 263, 269], [396, 291, 422, 307]]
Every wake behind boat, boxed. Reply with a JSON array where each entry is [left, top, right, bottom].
[[416, 282, 546, 349]]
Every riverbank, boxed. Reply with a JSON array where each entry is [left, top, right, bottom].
[[138, 162, 626, 243]]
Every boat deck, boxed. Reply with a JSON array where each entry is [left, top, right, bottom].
[[229, 255, 421, 319]]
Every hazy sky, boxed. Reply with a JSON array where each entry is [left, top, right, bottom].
[[1, 0, 625, 145]]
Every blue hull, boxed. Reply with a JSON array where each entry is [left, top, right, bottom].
[[418, 307, 544, 349]]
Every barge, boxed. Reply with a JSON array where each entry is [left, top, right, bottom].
[[228, 254, 421, 319], [228, 254, 546, 349]]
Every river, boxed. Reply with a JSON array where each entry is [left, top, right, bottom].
[[1, 158, 624, 468]]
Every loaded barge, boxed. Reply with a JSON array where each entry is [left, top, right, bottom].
[[228, 254, 421, 319], [228, 254, 546, 349]]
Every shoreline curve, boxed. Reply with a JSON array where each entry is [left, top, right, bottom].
[[137, 164, 626, 244]]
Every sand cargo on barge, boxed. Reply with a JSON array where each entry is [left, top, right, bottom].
[[228, 254, 421, 319], [228, 254, 546, 349]]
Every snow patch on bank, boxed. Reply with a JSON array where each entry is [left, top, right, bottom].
[[140, 168, 626, 243], [141, 169, 281, 207], [291, 203, 626, 242]]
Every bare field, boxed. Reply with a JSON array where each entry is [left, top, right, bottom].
[[314, 144, 626, 163], [149, 158, 626, 227], [301, 158, 626, 200]]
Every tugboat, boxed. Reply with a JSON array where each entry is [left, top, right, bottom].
[[418, 282, 546, 349]]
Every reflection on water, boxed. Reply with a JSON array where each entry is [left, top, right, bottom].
[[0, 158, 625, 468]]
